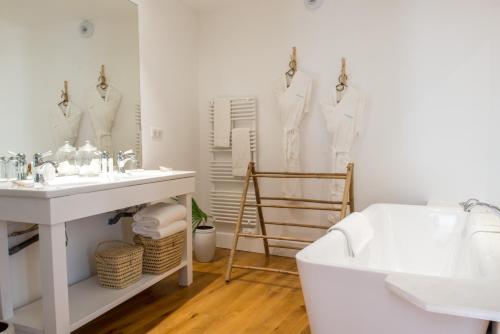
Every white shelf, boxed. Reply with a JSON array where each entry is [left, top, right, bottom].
[[386, 273, 500, 322], [13, 261, 187, 333]]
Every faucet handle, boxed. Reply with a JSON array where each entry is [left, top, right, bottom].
[[460, 198, 480, 212]]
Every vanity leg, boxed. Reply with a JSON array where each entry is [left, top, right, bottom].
[[178, 194, 193, 286], [39, 223, 70, 334], [0, 221, 13, 321]]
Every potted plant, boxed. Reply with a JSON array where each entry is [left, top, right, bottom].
[[192, 199, 216, 262], [0, 322, 15, 334]]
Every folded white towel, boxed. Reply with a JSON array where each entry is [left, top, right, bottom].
[[232, 128, 251, 176], [214, 98, 231, 147], [465, 214, 500, 237], [133, 220, 187, 240], [328, 212, 374, 257], [133, 203, 187, 227]]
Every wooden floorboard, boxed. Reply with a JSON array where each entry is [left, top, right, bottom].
[[73, 248, 310, 334]]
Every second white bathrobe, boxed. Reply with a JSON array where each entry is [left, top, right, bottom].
[[321, 86, 365, 199], [274, 71, 312, 198], [86, 86, 122, 154], [50, 103, 83, 147]]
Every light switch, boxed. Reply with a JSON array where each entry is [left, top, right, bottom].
[[151, 127, 163, 141]]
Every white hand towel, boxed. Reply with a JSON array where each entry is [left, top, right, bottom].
[[133, 203, 187, 227], [232, 128, 251, 176], [328, 212, 374, 257], [465, 214, 500, 237], [214, 98, 231, 147], [133, 220, 187, 240]]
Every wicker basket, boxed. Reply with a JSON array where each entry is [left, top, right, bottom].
[[95, 241, 144, 289], [134, 230, 185, 274]]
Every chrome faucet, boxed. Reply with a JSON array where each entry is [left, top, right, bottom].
[[116, 150, 136, 173], [459, 198, 500, 215], [33, 151, 58, 183]]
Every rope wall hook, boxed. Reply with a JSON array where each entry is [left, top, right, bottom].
[[59, 80, 69, 107], [98, 64, 108, 90], [336, 57, 348, 93], [285, 47, 298, 87]]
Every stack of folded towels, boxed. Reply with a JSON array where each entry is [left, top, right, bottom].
[[132, 203, 187, 240]]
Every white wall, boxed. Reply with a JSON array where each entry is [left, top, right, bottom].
[[196, 0, 500, 252], [138, 0, 199, 171]]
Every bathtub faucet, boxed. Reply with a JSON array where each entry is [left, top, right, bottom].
[[460, 198, 500, 215]]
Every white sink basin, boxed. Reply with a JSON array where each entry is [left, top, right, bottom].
[[114, 169, 173, 178], [46, 175, 108, 187]]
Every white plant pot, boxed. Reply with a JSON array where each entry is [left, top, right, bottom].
[[0, 322, 15, 334], [194, 225, 216, 263]]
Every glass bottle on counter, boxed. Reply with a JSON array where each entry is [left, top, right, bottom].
[[77, 140, 100, 176], [56, 141, 78, 176], [0, 156, 6, 179]]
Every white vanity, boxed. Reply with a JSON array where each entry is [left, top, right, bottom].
[[0, 170, 195, 334]]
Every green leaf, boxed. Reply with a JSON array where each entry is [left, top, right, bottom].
[[192, 198, 209, 231]]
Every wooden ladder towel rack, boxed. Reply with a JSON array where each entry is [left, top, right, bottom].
[[225, 161, 354, 282]]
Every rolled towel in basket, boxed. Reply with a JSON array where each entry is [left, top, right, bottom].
[[133, 220, 187, 240], [133, 203, 187, 227]]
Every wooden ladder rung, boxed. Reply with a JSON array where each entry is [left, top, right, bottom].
[[268, 244, 304, 250], [252, 173, 346, 179], [232, 264, 299, 276], [264, 221, 329, 229], [238, 233, 313, 243], [260, 196, 344, 205], [245, 203, 341, 211]]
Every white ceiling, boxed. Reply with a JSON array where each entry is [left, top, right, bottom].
[[182, 0, 246, 12]]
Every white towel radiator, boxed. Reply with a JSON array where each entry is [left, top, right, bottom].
[[209, 97, 258, 226]]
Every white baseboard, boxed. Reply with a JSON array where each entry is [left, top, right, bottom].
[[216, 231, 298, 258]]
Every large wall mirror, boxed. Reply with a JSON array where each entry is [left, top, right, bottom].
[[0, 0, 141, 169]]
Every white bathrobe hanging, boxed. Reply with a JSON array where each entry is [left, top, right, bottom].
[[86, 86, 122, 154], [274, 70, 312, 198], [321, 86, 365, 200], [50, 103, 83, 147]]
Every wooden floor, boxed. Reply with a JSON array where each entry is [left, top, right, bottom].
[[74, 248, 310, 334]]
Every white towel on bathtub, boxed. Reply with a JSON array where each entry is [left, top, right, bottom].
[[465, 214, 500, 237], [328, 212, 374, 257]]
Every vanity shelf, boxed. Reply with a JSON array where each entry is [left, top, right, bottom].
[[0, 170, 195, 334], [13, 261, 187, 333]]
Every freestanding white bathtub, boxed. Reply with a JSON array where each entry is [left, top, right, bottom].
[[297, 204, 497, 334]]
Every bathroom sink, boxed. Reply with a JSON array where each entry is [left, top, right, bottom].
[[111, 169, 172, 179], [45, 175, 107, 187]]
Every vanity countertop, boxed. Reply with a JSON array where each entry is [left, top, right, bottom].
[[386, 273, 500, 321], [0, 170, 195, 199]]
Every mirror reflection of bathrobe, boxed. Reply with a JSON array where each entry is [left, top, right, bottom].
[[50, 103, 83, 147], [86, 86, 122, 154], [274, 71, 312, 198], [321, 87, 365, 200]]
